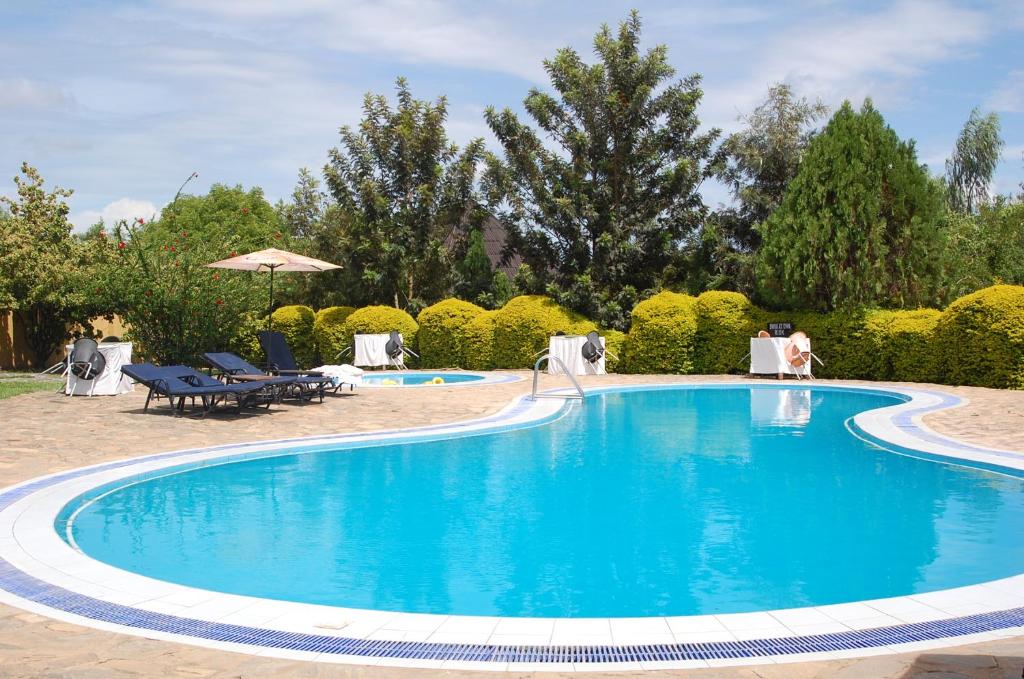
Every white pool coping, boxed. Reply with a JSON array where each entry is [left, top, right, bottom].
[[0, 381, 1022, 672]]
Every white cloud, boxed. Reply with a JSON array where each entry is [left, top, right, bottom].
[[0, 78, 75, 112], [987, 70, 1024, 112], [158, 0, 556, 82], [700, 0, 989, 128], [70, 198, 159, 231]]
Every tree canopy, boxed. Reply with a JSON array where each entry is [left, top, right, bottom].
[[483, 11, 723, 329], [946, 108, 1003, 214], [0, 163, 100, 365], [703, 84, 828, 294], [324, 78, 485, 313], [756, 100, 946, 311]]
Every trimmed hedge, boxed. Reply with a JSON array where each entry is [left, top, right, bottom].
[[270, 305, 315, 367], [291, 284, 1024, 388], [621, 291, 698, 374], [492, 296, 596, 369], [886, 310, 942, 382], [694, 291, 760, 374], [417, 299, 486, 368], [463, 310, 499, 370], [228, 312, 267, 365], [339, 305, 419, 362], [935, 285, 1024, 388], [313, 306, 356, 363], [602, 329, 626, 373]]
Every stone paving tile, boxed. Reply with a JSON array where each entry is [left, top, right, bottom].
[[0, 371, 1021, 678]]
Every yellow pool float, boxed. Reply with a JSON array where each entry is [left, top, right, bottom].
[[381, 378, 399, 386], [431, 376, 445, 384]]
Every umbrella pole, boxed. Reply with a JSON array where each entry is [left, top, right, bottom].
[[268, 266, 275, 332]]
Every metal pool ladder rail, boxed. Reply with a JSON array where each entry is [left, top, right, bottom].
[[531, 354, 585, 401]]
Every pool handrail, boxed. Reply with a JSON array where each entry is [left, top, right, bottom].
[[531, 354, 584, 401]]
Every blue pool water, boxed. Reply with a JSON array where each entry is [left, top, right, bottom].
[[361, 371, 484, 386], [64, 386, 1024, 617]]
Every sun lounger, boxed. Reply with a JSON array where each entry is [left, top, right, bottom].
[[203, 352, 328, 403], [121, 363, 271, 417], [258, 331, 353, 392]]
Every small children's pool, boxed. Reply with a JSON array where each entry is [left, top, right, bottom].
[[360, 371, 488, 386]]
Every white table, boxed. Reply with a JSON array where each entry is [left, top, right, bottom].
[[65, 342, 135, 396], [354, 333, 402, 368], [749, 337, 812, 378], [547, 335, 605, 376]]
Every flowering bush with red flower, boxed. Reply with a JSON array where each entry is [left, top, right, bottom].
[[91, 184, 284, 365]]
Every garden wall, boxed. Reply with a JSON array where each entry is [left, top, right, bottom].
[[0, 312, 127, 371]]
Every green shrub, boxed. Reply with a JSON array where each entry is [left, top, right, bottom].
[[694, 291, 760, 374], [621, 291, 698, 374], [757, 309, 870, 380], [463, 310, 499, 370], [416, 299, 486, 368], [602, 329, 626, 373], [935, 285, 1024, 388], [340, 305, 419, 363], [228, 312, 267, 365], [313, 306, 356, 363], [492, 295, 597, 369], [886, 310, 941, 382], [270, 305, 315, 366]]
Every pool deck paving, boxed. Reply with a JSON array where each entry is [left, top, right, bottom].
[[0, 372, 1022, 678]]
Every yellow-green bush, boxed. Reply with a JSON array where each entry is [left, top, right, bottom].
[[935, 285, 1024, 388], [602, 329, 626, 373], [621, 291, 698, 374], [313, 306, 356, 363], [491, 296, 597, 368], [417, 299, 486, 368], [694, 291, 760, 374], [340, 305, 419, 362], [757, 309, 871, 380], [463, 310, 499, 370], [886, 310, 942, 382], [270, 305, 315, 366], [228, 311, 267, 365]]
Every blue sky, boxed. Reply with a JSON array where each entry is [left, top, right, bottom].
[[1, 0, 1021, 229]]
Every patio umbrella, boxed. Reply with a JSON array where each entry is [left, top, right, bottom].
[[206, 248, 340, 330]]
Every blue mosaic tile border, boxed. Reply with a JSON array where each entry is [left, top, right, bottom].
[[0, 553, 1021, 662], [2, 382, 1023, 664]]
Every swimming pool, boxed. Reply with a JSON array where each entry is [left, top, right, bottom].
[[60, 386, 1024, 618], [360, 371, 487, 386]]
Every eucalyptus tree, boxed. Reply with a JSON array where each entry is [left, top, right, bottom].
[[756, 100, 945, 311], [483, 11, 723, 329], [946, 108, 1003, 214], [709, 83, 828, 293], [324, 78, 485, 312]]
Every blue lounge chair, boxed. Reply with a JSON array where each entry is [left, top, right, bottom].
[[121, 363, 271, 417], [203, 352, 326, 403], [258, 331, 346, 393]]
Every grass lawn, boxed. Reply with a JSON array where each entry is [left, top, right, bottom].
[[0, 373, 60, 400]]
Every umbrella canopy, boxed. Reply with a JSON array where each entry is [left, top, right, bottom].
[[207, 248, 340, 330]]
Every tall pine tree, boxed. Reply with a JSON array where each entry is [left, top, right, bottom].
[[756, 100, 945, 311]]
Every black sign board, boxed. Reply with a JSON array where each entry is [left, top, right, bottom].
[[767, 321, 794, 338]]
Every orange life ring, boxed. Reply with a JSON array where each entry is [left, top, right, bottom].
[[785, 331, 810, 367], [757, 330, 770, 338]]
